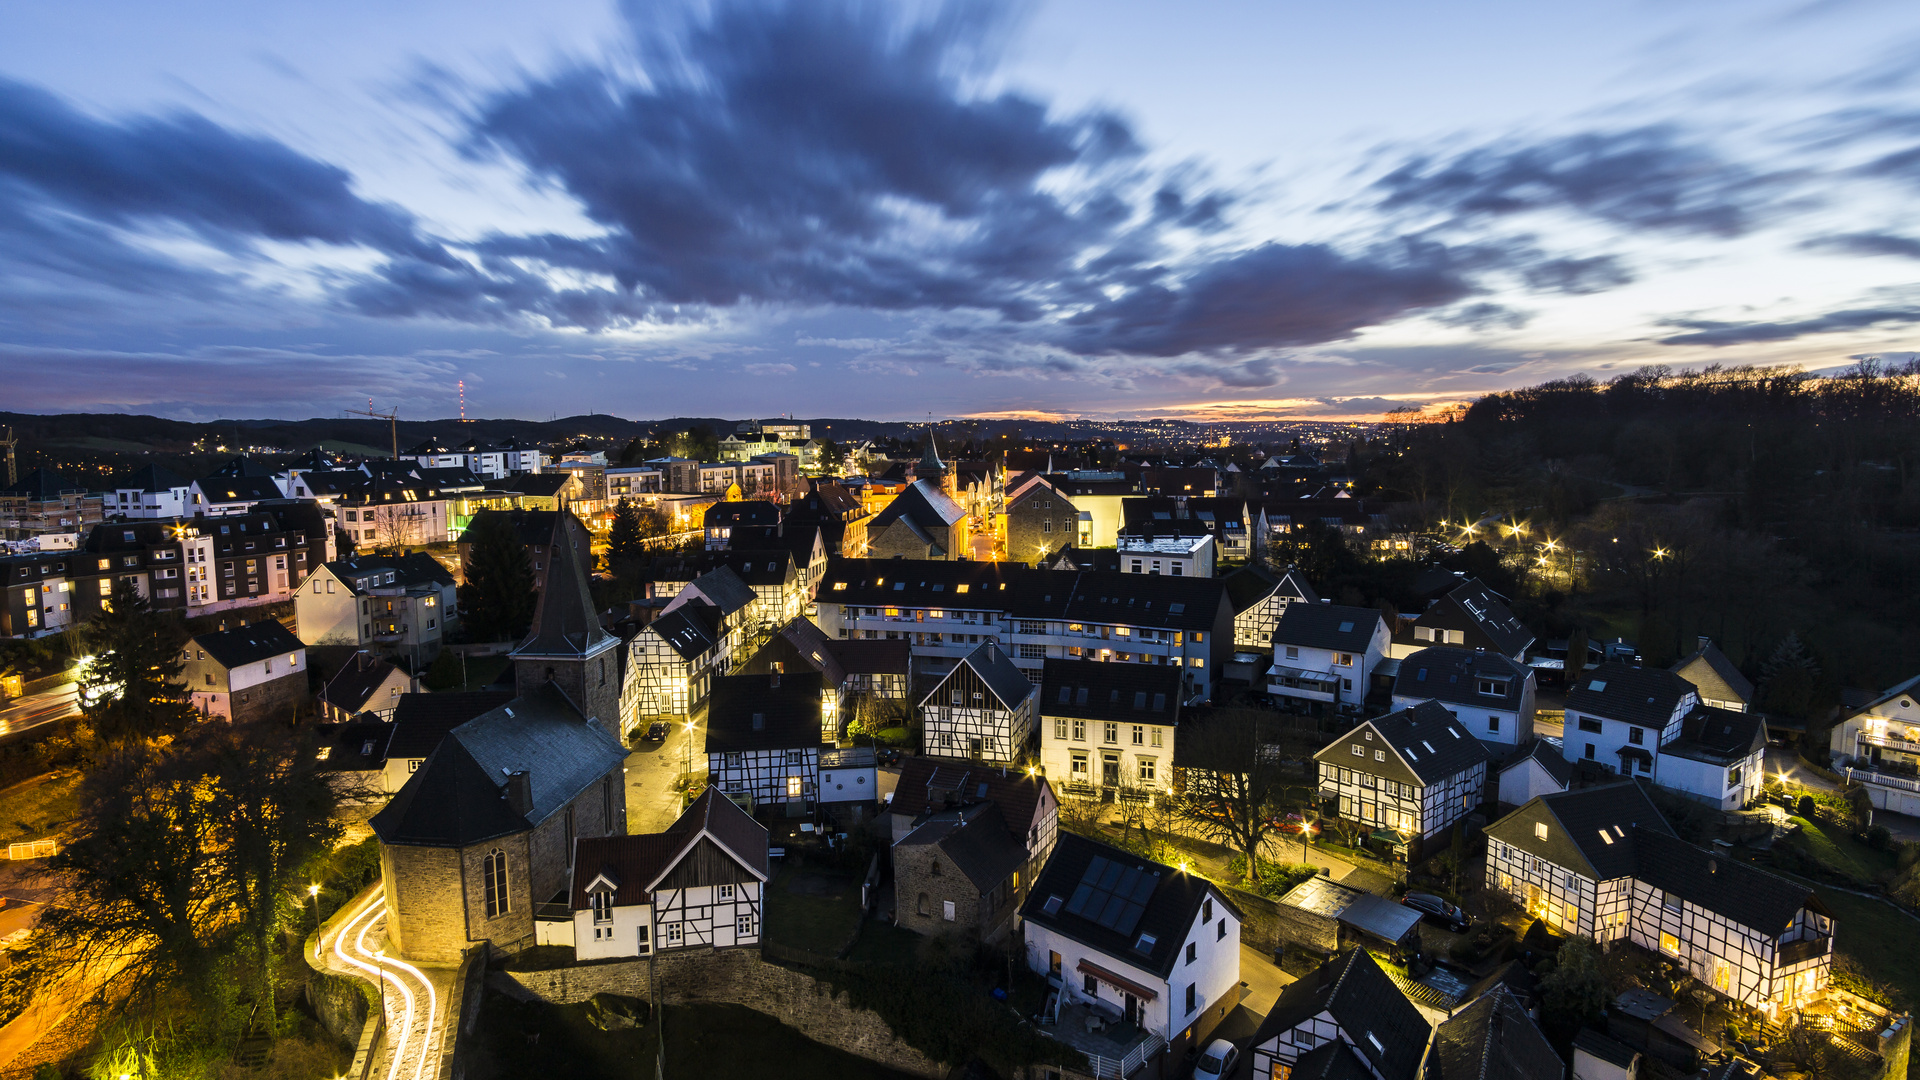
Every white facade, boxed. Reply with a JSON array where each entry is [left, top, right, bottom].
[[573, 880, 764, 961], [1023, 895, 1241, 1043], [1270, 620, 1390, 714], [1117, 534, 1215, 579], [111, 482, 191, 519], [1040, 710, 1174, 801], [709, 746, 819, 807], [1564, 690, 1693, 776], [294, 562, 454, 651], [1497, 753, 1569, 808], [186, 648, 304, 719], [337, 498, 453, 547], [920, 660, 1037, 765]]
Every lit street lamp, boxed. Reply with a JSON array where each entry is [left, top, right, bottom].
[[308, 883, 323, 961]]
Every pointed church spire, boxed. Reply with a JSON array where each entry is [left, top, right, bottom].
[[918, 425, 946, 479], [512, 519, 613, 658]]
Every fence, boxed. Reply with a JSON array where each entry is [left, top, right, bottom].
[[6, 840, 55, 860]]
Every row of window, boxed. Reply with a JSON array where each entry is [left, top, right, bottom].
[[1051, 718, 1166, 747]]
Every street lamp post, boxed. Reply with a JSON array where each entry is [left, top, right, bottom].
[[308, 884, 323, 961]]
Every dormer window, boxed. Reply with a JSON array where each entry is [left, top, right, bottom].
[[1534, 822, 1549, 840]]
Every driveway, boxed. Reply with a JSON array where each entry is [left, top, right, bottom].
[[1768, 747, 1837, 791], [625, 705, 708, 832]]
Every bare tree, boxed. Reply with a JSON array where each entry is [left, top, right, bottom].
[[1173, 712, 1287, 885]]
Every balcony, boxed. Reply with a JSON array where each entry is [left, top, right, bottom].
[[1779, 935, 1831, 966]]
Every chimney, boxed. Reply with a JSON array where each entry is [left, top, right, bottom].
[[504, 770, 532, 818]]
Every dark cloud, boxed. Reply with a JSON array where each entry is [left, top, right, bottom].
[[1372, 126, 1787, 238], [1801, 232, 1920, 259], [1432, 302, 1532, 331], [0, 78, 448, 264], [1658, 305, 1920, 346], [1522, 254, 1634, 294]]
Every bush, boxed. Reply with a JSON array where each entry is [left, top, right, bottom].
[[1798, 795, 1817, 820], [1865, 825, 1893, 851], [873, 727, 911, 747], [422, 649, 462, 691], [1223, 855, 1319, 899]]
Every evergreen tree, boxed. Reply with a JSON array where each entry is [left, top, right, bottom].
[[608, 498, 644, 562], [77, 579, 197, 743], [1759, 632, 1822, 721], [458, 514, 536, 643], [1539, 938, 1609, 1040]]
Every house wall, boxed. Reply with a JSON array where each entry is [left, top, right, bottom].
[[818, 761, 878, 804], [1022, 898, 1241, 1045], [1496, 759, 1567, 808], [1485, 839, 1596, 937], [1251, 1007, 1342, 1080], [709, 747, 818, 806], [1563, 694, 1695, 775], [192, 669, 306, 724], [1007, 488, 1083, 565], [1040, 709, 1173, 801], [1656, 750, 1761, 811], [1271, 622, 1388, 714], [296, 571, 363, 646], [894, 843, 1003, 940], [921, 662, 1034, 763], [513, 643, 623, 728]]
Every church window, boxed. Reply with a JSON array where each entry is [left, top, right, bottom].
[[483, 850, 510, 918]]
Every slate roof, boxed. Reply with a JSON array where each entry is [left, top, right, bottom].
[[115, 464, 188, 493], [1274, 602, 1385, 652], [321, 653, 407, 714], [386, 689, 517, 759], [704, 501, 780, 529], [1222, 563, 1320, 616], [414, 466, 485, 489], [1434, 579, 1535, 658], [323, 552, 456, 595], [1038, 658, 1182, 724], [1671, 638, 1755, 706], [705, 672, 824, 753], [888, 757, 1051, 840], [1572, 1030, 1637, 1069], [645, 600, 722, 661], [1661, 706, 1767, 765], [1481, 781, 1673, 881], [922, 641, 1036, 712], [370, 681, 628, 848], [514, 523, 615, 658], [1566, 662, 1696, 729], [196, 474, 286, 504], [192, 620, 304, 670], [823, 638, 911, 676], [210, 455, 275, 477], [741, 617, 846, 685], [1632, 826, 1826, 931], [897, 803, 1027, 892], [570, 788, 769, 908], [295, 470, 368, 496], [1290, 1042, 1377, 1080], [459, 508, 566, 548], [2, 468, 84, 498], [317, 718, 393, 773], [498, 472, 570, 498], [1316, 700, 1490, 784], [869, 479, 965, 543], [1499, 739, 1573, 789], [679, 564, 756, 616], [1428, 984, 1564, 1080], [711, 549, 795, 588], [1252, 949, 1432, 1080], [1040, 570, 1230, 632], [1394, 647, 1530, 712], [1019, 831, 1237, 981]]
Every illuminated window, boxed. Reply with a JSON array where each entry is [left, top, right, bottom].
[[1659, 932, 1680, 955], [787, 776, 803, 798]]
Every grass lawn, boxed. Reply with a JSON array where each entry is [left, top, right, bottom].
[[845, 920, 923, 966], [1785, 816, 1897, 884], [0, 770, 80, 846], [471, 994, 917, 1080], [1806, 884, 1920, 1011], [762, 864, 864, 957]]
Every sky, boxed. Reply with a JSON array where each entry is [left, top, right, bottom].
[[1, 0, 1918, 423]]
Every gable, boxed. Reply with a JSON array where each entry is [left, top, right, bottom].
[[655, 836, 763, 891]]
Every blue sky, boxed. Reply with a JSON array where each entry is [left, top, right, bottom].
[[1, 0, 1917, 422]]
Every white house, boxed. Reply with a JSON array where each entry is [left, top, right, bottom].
[[1116, 533, 1215, 579], [1484, 782, 1834, 1016], [319, 651, 413, 722], [111, 465, 192, 520], [178, 620, 306, 724], [1313, 700, 1490, 860], [1671, 636, 1755, 713], [1828, 673, 1920, 815], [621, 599, 725, 730], [1573, 1030, 1641, 1080], [1269, 602, 1390, 715], [1388, 577, 1534, 662], [1391, 646, 1537, 749], [295, 553, 457, 657], [566, 789, 769, 959], [1564, 662, 1765, 810], [704, 671, 824, 811], [1248, 947, 1432, 1080], [1021, 832, 1243, 1077], [919, 641, 1038, 764], [1496, 740, 1572, 808], [1037, 658, 1182, 802]]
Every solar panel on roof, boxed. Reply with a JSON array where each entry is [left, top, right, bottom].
[[1063, 854, 1158, 937]]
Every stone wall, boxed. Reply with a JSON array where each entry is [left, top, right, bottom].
[[1269, 897, 1338, 954], [232, 669, 308, 724], [383, 842, 472, 962], [893, 843, 991, 940], [460, 833, 536, 956], [1220, 883, 1283, 951], [501, 948, 945, 1078], [1006, 490, 1078, 566]]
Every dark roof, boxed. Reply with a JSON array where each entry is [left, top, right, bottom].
[[1572, 1030, 1638, 1069], [869, 480, 965, 551], [191, 620, 304, 669], [645, 601, 722, 661], [115, 464, 189, 492], [823, 638, 911, 676], [317, 719, 393, 772], [459, 508, 566, 548], [386, 690, 517, 758], [1291, 1042, 1377, 1080], [680, 564, 756, 615], [1252, 949, 1432, 1080], [1433, 579, 1534, 657], [295, 470, 367, 496], [514, 523, 615, 658], [704, 501, 780, 528], [370, 682, 628, 847], [705, 672, 824, 753], [1481, 781, 1673, 881], [323, 552, 456, 595], [898, 803, 1026, 892], [1019, 831, 1236, 980], [321, 653, 407, 713], [1632, 826, 1823, 931], [210, 455, 275, 477], [888, 757, 1052, 838], [740, 618, 845, 685], [2, 468, 84, 498], [1499, 740, 1573, 788], [1222, 563, 1320, 615], [1661, 706, 1767, 765], [413, 466, 484, 489], [923, 641, 1035, 712], [1316, 700, 1490, 784], [1040, 570, 1229, 632], [498, 472, 570, 497], [1566, 662, 1696, 728], [1274, 602, 1385, 652], [1038, 659, 1182, 723], [1670, 638, 1755, 705], [1429, 985, 1564, 1080], [1394, 647, 1530, 711], [711, 549, 795, 588], [570, 788, 769, 908], [195, 474, 285, 503]]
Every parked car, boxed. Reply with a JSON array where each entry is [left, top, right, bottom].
[[645, 721, 670, 741], [1400, 892, 1470, 932], [1195, 1038, 1239, 1077], [1273, 812, 1313, 835]]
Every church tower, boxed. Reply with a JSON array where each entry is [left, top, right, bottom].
[[917, 426, 953, 500], [510, 521, 622, 726]]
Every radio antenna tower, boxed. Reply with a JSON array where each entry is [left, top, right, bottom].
[[459, 380, 466, 422]]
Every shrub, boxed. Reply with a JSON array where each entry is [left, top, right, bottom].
[[1223, 855, 1318, 899], [1865, 825, 1893, 851], [1798, 795, 1817, 820], [873, 727, 911, 747]]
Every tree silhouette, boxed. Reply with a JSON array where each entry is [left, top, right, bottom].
[[458, 513, 536, 643], [77, 579, 197, 743]]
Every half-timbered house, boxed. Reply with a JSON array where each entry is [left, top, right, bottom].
[[1021, 832, 1244, 1077], [920, 640, 1038, 764], [1037, 658, 1183, 803], [1248, 948, 1432, 1080], [620, 599, 725, 732], [1483, 782, 1834, 1015], [662, 563, 757, 665], [1224, 563, 1319, 651], [569, 788, 770, 960], [1313, 700, 1490, 859], [705, 671, 825, 813], [1390, 646, 1537, 749]]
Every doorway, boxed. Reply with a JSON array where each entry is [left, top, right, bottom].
[[1123, 993, 1139, 1027], [1049, 951, 1061, 978], [1102, 754, 1121, 787]]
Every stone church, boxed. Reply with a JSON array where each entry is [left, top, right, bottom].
[[370, 529, 629, 962]]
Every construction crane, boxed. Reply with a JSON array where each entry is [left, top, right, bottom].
[[347, 403, 400, 459], [0, 426, 15, 487]]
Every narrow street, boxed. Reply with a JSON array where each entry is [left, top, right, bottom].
[[313, 888, 458, 1080], [625, 705, 709, 832], [0, 682, 77, 742]]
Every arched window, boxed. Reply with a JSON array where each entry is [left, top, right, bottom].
[[483, 849, 510, 918]]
